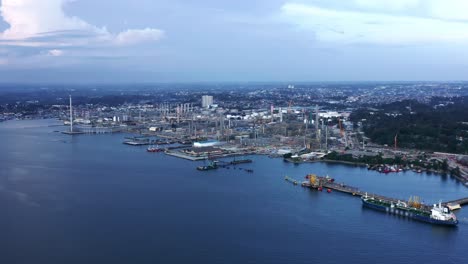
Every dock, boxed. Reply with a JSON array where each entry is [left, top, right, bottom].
[[284, 176, 299, 185], [165, 151, 207, 161], [123, 141, 150, 146], [444, 197, 468, 206], [297, 175, 468, 210], [443, 197, 468, 210], [62, 131, 85, 135]]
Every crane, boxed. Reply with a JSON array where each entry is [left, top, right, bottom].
[[338, 119, 344, 138], [287, 100, 293, 114]]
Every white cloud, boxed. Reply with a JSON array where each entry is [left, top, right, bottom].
[[281, 2, 468, 45], [429, 0, 468, 21], [0, 0, 164, 47], [0, 0, 101, 40], [355, 0, 468, 21], [115, 28, 165, 46], [47, 49, 64, 56], [355, 0, 420, 11]]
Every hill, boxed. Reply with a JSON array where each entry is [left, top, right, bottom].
[[350, 97, 468, 154]]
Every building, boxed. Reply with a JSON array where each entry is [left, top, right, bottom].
[[202, 95, 213, 108], [183, 146, 224, 157], [193, 140, 220, 148]]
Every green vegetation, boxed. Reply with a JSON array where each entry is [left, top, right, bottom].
[[350, 97, 468, 154], [324, 151, 385, 164]]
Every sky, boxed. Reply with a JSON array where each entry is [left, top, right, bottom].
[[1, 0, 468, 83]]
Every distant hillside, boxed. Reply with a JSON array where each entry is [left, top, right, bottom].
[[350, 97, 468, 154]]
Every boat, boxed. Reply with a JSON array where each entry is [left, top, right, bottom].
[[147, 146, 163, 152], [196, 161, 219, 171], [361, 194, 458, 226], [230, 158, 253, 165]]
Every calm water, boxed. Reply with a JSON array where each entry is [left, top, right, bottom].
[[1, 119, 468, 264]]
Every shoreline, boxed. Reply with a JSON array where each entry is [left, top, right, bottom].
[[283, 158, 468, 186], [283, 158, 367, 167]]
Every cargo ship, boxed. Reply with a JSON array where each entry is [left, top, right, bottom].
[[362, 194, 458, 226]]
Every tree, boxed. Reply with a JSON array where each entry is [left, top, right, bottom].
[[450, 166, 461, 177], [441, 159, 449, 172]]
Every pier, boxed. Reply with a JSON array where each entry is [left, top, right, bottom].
[[295, 175, 468, 210], [443, 197, 468, 210], [165, 151, 207, 161], [444, 197, 468, 206], [284, 176, 299, 185]]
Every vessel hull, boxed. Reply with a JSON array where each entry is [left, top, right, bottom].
[[362, 199, 458, 226]]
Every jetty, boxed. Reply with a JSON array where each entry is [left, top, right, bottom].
[[284, 176, 299, 185], [296, 174, 468, 210], [444, 197, 468, 206], [444, 197, 468, 210]]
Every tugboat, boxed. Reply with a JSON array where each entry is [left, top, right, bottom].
[[361, 194, 458, 226]]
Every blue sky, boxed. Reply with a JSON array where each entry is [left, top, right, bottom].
[[1, 0, 468, 82]]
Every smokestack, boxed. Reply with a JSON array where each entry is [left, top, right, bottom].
[[69, 95, 73, 132]]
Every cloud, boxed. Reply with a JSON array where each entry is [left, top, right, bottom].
[[429, 0, 468, 21], [1, 0, 96, 39], [115, 28, 165, 46], [355, 0, 420, 11], [351, 0, 468, 21], [281, 2, 468, 45], [47, 49, 64, 56], [0, 0, 164, 47]]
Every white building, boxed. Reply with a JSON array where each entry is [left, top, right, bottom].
[[202, 95, 213, 108], [319, 112, 341, 119], [193, 140, 220, 148]]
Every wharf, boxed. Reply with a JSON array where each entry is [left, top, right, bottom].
[[165, 151, 207, 161], [298, 176, 468, 210], [123, 141, 150, 146], [284, 176, 299, 185], [62, 131, 85, 135], [445, 197, 468, 207]]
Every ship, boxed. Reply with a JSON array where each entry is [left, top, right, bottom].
[[361, 194, 458, 226], [196, 161, 219, 171], [230, 159, 253, 165], [147, 146, 163, 152]]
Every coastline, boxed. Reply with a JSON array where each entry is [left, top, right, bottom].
[[283, 157, 468, 186], [283, 157, 367, 167]]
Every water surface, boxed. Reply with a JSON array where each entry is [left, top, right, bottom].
[[1, 119, 467, 264]]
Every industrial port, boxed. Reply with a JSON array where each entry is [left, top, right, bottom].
[[52, 90, 468, 188]]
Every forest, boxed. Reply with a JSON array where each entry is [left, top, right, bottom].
[[350, 97, 468, 154]]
